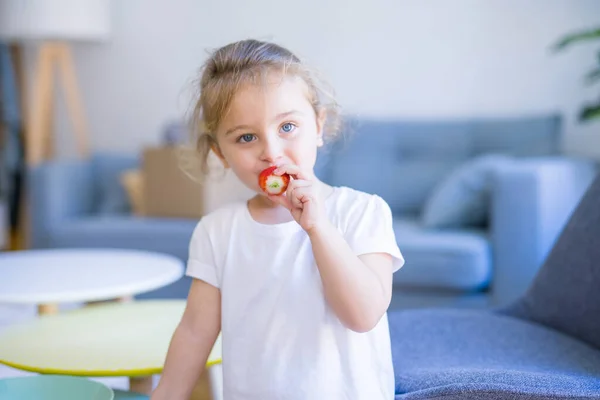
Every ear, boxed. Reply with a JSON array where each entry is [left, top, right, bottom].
[[211, 143, 229, 168]]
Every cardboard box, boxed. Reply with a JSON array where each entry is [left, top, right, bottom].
[[142, 146, 205, 219]]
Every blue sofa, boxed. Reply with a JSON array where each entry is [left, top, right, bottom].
[[27, 114, 596, 308]]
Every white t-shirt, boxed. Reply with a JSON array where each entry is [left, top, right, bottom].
[[186, 186, 404, 400]]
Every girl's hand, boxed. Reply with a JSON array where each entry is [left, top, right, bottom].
[[267, 164, 326, 233]]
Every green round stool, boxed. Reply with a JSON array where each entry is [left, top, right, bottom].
[[112, 389, 148, 399], [0, 375, 114, 400]]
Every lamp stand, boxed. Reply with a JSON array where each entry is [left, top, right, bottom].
[[27, 41, 90, 166], [7, 43, 27, 251], [8, 41, 91, 250]]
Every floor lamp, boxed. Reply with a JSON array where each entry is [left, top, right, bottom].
[[0, 0, 111, 166], [0, 0, 111, 249]]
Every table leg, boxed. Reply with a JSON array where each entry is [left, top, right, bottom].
[[208, 364, 223, 400], [37, 303, 59, 315], [118, 295, 134, 303], [86, 295, 133, 308], [129, 375, 154, 395]]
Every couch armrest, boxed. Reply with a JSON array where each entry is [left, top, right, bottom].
[[27, 159, 95, 247], [490, 157, 596, 307]]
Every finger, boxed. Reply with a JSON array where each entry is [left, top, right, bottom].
[[268, 193, 292, 210], [286, 179, 311, 195], [289, 189, 303, 209], [286, 180, 312, 208], [274, 164, 310, 180], [294, 187, 315, 218], [292, 186, 316, 205]]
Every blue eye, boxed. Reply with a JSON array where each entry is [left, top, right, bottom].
[[238, 134, 255, 143], [280, 123, 296, 134]]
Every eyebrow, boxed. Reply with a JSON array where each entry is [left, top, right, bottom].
[[224, 110, 304, 136], [225, 125, 252, 136], [275, 110, 303, 120]]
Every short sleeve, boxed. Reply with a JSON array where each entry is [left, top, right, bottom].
[[186, 220, 220, 288], [345, 195, 405, 272]]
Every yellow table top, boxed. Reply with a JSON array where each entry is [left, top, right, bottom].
[[0, 300, 222, 377]]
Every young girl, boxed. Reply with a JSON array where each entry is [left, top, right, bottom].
[[151, 39, 404, 400]]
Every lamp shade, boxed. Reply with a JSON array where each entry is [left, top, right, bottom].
[[0, 0, 111, 42]]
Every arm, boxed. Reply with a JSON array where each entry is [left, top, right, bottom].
[[491, 157, 596, 307], [151, 279, 221, 400], [308, 222, 393, 333], [267, 164, 400, 333]]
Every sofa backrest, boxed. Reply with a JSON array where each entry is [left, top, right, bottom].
[[91, 153, 140, 214], [315, 114, 562, 215]]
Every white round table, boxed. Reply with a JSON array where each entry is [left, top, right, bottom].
[[0, 248, 184, 314]]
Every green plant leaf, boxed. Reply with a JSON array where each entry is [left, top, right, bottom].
[[553, 28, 600, 51], [579, 103, 600, 121]]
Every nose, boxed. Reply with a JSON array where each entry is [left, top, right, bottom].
[[260, 135, 284, 164]]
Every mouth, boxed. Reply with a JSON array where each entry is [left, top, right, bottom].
[[258, 166, 290, 196]]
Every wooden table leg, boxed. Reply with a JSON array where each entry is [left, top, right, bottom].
[[118, 295, 134, 303], [37, 303, 59, 315], [129, 375, 154, 395], [86, 295, 134, 308]]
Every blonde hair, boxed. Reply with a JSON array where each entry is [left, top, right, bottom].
[[181, 39, 342, 181]]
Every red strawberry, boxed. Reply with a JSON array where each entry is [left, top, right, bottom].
[[259, 166, 290, 196]]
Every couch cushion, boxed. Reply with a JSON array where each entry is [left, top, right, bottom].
[[389, 309, 600, 399], [392, 218, 490, 291], [421, 154, 512, 228], [92, 153, 140, 215], [48, 216, 198, 261], [322, 115, 561, 215]]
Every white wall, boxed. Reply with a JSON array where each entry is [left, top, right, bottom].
[[25, 0, 600, 208]]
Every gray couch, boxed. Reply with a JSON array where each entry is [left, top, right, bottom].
[[27, 114, 596, 308], [388, 171, 600, 399]]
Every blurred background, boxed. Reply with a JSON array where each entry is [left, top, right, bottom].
[[1, 0, 600, 310], [9, 0, 600, 156]]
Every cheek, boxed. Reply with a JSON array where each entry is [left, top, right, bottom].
[[291, 135, 319, 165], [222, 148, 257, 173]]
